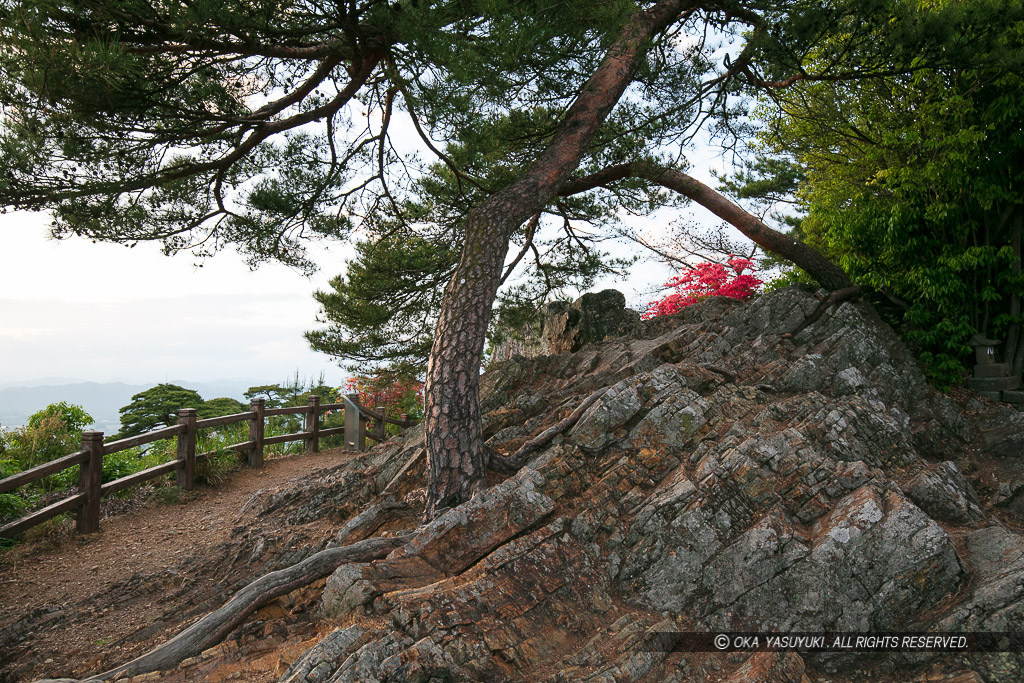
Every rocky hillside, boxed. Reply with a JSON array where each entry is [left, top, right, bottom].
[[27, 287, 1024, 682]]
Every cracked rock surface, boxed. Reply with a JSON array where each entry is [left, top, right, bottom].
[[28, 287, 1024, 683], [267, 288, 1022, 682]]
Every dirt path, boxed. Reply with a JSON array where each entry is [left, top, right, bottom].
[[0, 447, 358, 682]]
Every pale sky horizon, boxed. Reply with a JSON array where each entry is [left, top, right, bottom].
[[0, 49, 745, 392], [0, 207, 683, 388], [0, 209, 361, 387], [0, 19, 749, 391]]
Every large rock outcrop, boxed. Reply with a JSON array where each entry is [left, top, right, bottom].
[[268, 287, 1023, 682], [33, 287, 1024, 682], [489, 289, 642, 362]]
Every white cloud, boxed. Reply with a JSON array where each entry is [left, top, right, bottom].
[[0, 211, 355, 385], [0, 325, 65, 340]]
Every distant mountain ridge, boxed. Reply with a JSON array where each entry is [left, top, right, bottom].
[[0, 379, 261, 433], [0, 377, 89, 391]]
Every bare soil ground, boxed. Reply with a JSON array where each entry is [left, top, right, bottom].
[[0, 447, 358, 683]]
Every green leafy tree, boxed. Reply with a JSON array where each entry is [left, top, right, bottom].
[[3, 0, 1020, 516], [245, 374, 337, 409], [116, 384, 204, 438], [243, 385, 289, 411], [245, 375, 340, 436], [297, 375, 340, 406], [2, 401, 94, 470], [741, 15, 1024, 385], [0, 402, 94, 499], [198, 397, 246, 419], [0, 457, 27, 523], [27, 400, 93, 433]]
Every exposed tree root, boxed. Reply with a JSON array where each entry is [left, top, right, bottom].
[[782, 286, 864, 339], [380, 447, 426, 497], [699, 363, 737, 383], [332, 501, 410, 545], [489, 387, 609, 474], [84, 534, 413, 682]]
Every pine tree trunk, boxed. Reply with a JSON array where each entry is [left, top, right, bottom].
[[423, 203, 515, 514], [422, 0, 693, 519], [559, 162, 855, 291], [640, 164, 854, 290]]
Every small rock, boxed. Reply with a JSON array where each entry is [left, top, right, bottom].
[[906, 461, 984, 524]]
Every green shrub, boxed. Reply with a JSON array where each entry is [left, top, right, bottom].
[[0, 458, 29, 524]]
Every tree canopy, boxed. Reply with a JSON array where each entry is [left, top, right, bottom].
[[116, 384, 204, 438], [2, 401, 94, 471], [198, 397, 247, 419], [6, 0, 1006, 271], [3, 0, 1022, 516], [735, 4, 1024, 385], [243, 374, 338, 408], [26, 401, 93, 434]]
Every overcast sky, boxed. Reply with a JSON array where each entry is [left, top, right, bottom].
[[0, 119, 733, 389], [0, 209, 362, 386], [0, 207, 680, 388], [0, 20, 747, 391]]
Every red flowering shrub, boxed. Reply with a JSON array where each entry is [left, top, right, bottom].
[[344, 372, 424, 419], [641, 256, 762, 320]]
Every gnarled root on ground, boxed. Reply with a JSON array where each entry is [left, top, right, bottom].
[[85, 533, 413, 682], [782, 286, 864, 339], [489, 387, 609, 474], [332, 501, 409, 545]]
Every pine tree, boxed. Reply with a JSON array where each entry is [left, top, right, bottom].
[[3, 0, 1020, 516]]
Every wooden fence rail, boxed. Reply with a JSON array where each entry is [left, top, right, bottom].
[[0, 394, 416, 539]]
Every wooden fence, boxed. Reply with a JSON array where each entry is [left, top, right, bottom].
[[0, 394, 416, 540]]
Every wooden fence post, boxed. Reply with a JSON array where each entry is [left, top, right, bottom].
[[400, 413, 409, 428], [248, 398, 265, 467], [374, 405, 386, 441], [77, 431, 104, 533], [176, 408, 197, 491], [306, 394, 320, 453]]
